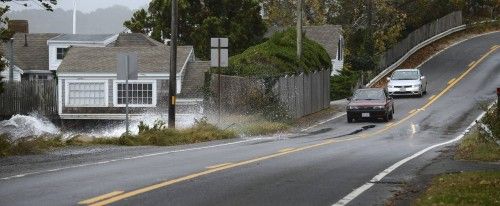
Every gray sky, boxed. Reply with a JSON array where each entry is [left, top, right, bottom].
[[5, 0, 150, 13]]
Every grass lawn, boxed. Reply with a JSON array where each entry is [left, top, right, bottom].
[[415, 171, 500, 206], [455, 128, 500, 161], [0, 119, 237, 157]]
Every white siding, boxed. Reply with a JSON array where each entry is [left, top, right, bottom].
[[0, 67, 22, 82]]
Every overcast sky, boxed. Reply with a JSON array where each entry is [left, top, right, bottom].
[[5, 0, 150, 13]]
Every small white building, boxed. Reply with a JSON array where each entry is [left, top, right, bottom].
[[0, 64, 23, 82]]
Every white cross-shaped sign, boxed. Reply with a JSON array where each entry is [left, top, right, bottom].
[[210, 38, 229, 67]]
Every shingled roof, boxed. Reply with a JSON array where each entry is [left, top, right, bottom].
[[112, 33, 164, 47], [265, 25, 342, 59], [1, 33, 59, 71], [58, 46, 193, 74]]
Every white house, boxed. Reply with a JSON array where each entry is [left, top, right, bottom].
[[1, 33, 119, 81], [56, 44, 195, 120], [47, 34, 118, 71]]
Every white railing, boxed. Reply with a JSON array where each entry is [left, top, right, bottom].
[[177, 47, 194, 94]]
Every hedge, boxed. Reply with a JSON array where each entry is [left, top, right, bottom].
[[217, 28, 332, 77]]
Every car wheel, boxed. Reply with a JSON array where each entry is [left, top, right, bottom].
[[423, 85, 427, 94], [383, 112, 390, 122], [418, 89, 424, 97], [347, 114, 354, 123]]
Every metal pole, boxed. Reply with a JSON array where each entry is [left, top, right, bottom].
[[168, 0, 178, 128], [125, 55, 129, 135], [218, 39, 222, 125], [8, 39, 14, 82], [296, 0, 303, 61], [497, 88, 499, 119], [73, 0, 77, 34]]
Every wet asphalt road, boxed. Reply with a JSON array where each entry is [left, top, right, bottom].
[[0, 32, 499, 206]]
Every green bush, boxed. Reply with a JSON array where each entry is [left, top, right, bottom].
[[330, 68, 360, 100], [0, 135, 66, 157], [218, 28, 332, 77]]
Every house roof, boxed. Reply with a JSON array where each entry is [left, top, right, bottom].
[[265, 25, 342, 59], [112, 33, 164, 47], [48, 34, 117, 44], [58, 46, 193, 74], [1, 33, 59, 71]]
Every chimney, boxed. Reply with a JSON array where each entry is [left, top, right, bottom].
[[8, 20, 29, 33], [24, 34, 28, 47]]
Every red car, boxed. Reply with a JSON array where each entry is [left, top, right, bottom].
[[346, 88, 394, 123]]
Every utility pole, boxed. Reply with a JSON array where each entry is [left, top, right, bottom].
[[367, 0, 373, 31], [8, 39, 14, 82], [168, 0, 178, 128], [296, 0, 303, 61]]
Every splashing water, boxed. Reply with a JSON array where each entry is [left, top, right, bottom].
[[0, 113, 60, 140], [0, 112, 203, 140], [74, 113, 204, 138]]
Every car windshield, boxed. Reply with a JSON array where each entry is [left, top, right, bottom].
[[391, 70, 419, 80], [353, 90, 385, 100]]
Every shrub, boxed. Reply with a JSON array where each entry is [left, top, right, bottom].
[[92, 118, 237, 147], [0, 135, 66, 157], [218, 28, 332, 77], [330, 68, 360, 100]]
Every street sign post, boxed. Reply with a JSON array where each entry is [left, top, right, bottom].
[[211, 38, 229, 125], [117, 53, 138, 135]]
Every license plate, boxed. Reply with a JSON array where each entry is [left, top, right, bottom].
[[362, 113, 370, 118], [400, 88, 406, 92]]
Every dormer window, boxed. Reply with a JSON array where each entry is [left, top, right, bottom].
[[57, 47, 69, 60]]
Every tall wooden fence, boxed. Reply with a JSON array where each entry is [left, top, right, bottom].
[[0, 81, 58, 118], [209, 69, 331, 118], [378, 11, 463, 71]]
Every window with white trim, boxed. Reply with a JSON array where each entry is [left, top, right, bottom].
[[57, 48, 69, 60], [114, 80, 156, 107], [65, 81, 107, 107]]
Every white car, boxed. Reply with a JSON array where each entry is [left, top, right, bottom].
[[387, 69, 427, 97]]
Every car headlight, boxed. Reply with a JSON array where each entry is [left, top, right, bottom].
[[348, 106, 359, 110], [413, 84, 421, 88], [388, 85, 394, 88], [373, 106, 384, 109]]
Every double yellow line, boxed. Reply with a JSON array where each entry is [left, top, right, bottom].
[[79, 45, 499, 206]]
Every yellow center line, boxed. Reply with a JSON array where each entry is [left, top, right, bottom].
[[408, 109, 417, 114], [428, 95, 436, 101], [78, 191, 124, 205], [206, 163, 233, 169], [447, 78, 456, 85], [421, 46, 498, 111], [83, 46, 500, 206], [468, 61, 476, 67], [385, 122, 395, 127], [278, 147, 295, 153]]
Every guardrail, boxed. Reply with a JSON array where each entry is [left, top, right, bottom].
[[367, 11, 465, 87]]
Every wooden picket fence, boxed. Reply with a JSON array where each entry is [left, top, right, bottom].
[[0, 81, 58, 118]]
